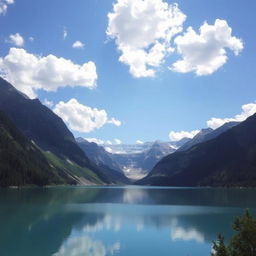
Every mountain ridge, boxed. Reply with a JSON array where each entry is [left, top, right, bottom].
[[0, 77, 121, 185], [138, 113, 256, 187]]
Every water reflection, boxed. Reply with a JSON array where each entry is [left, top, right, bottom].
[[170, 218, 204, 243], [53, 235, 120, 256], [0, 186, 256, 256]]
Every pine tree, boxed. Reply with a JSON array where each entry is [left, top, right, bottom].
[[211, 234, 229, 256], [211, 210, 256, 256], [229, 209, 256, 256]]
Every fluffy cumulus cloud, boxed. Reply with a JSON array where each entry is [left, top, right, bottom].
[[107, 0, 186, 78], [53, 98, 121, 133], [136, 140, 144, 144], [207, 102, 256, 129], [171, 19, 244, 75], [8, 33, 24, 46], [0, 48, 97, 98], [0, 0, 14, 15], [169, 130, 199, 141], [72, 41, 85, 49]]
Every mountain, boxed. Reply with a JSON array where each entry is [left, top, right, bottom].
[[178, 122, 239, 152], [0, 111, 75, 187], [0, 77, 120, 185], [0, 77, 88, 167], [104, 142, 155, 154], [203, 121, 240, 141], [76, 138, 130, 184], [138, 114, 256, 187], [177, 128, 213, 152], [140, 141, 176, 170], [76, 137, 122, 172], [111, 141, 177, 179], [104, 138, 190, 154]]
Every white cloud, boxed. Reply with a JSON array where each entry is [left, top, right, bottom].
[[85, 138, 105, 145], [105, 147, 113, 153], [43, 99, 54, 108], [0, 0, 14, 15], [72, 41, 85, 49], [53, 98, 121, 133], [207, 102, 256, 129], [171, 19, 243, 75], [136, 140, 144, 144], [114, 138, 122, 145], [29, 36, 34, 42], [8, 33, 24, 47], [63, 27, 68, 39], [169, 130, 199, 141], [84, 138, 122, 146], [108, 118, 122, 126], [107, 0, 186, 78], [0, 48, 97, 98]]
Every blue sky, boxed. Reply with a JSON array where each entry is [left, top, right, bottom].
[[1, 0, 256, 144]]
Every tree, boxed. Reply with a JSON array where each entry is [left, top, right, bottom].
[[229, 209, 256, 256], [211, 234, 229, 256], [211, 209, 256, 256]]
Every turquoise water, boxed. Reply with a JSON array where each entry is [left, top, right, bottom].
[[1, 186, 256, 256]]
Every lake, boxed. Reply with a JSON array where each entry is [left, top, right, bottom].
[[0, 186, 256, 256]]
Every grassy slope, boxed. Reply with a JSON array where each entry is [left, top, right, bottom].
[[43, 151, 103, 185]]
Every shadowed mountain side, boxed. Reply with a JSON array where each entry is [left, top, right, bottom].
[[0, 78, 88, 167], [178, 122, 239, 152], [138, 114, 256, 187], [0, 77, 123, 185], [76, 138, 130, 184], [0, 111, 76, 187]]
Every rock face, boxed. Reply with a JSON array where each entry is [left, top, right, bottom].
[[138, 114, 256, 187]]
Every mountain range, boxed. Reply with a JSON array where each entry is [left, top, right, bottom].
[[138, 114, 256, 187], [76, 137, 188, 180], [0, 76, 256, 188]]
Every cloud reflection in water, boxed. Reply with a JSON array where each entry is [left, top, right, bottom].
[[53, 235, 120, 256]]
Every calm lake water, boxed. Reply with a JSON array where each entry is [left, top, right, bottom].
[[1, 186, 256, 256]]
